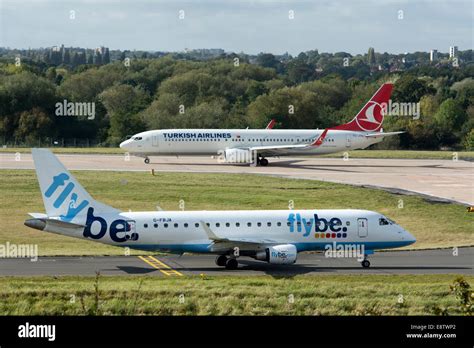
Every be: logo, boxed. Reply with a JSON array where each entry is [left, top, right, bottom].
[[83, 207, 139, 242]]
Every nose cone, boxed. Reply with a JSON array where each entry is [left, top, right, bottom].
[[120, 139, 131, 150], [403, 228, 417, 246]]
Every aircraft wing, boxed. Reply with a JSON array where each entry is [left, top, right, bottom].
[[365, 131, 404, 138], [247, 143, 312, 152], [200, 221, 289, 246], [243, 129, 328, 153]]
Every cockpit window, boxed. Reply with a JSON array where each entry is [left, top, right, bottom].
[[133, 137, 143, 141], [379, 218, 390, 226]]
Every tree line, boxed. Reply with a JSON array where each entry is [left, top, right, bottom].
[[0, 53, 472, 150]]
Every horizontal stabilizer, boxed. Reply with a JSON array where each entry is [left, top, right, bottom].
[[25, 216, 86, 231], [365, 131, 405, 138]]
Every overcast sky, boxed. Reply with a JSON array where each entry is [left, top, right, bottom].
[[0, 0, 472, 55]]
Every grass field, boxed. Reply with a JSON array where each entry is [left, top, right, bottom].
[[0, 170, 472, 255], [0, 274, 471, 315], [1, 147, 473, 160]]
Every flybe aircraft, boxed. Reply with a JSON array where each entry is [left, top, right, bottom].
[[120, 83, 403, 166], [25, 149, 416, 269]]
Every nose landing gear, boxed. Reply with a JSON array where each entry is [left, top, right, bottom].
[[361, 258, 371, 268], [144, 157, 150, 164]]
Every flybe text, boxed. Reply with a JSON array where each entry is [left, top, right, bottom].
[[287, 213, 348, 237], [45, 173, 89, 221]]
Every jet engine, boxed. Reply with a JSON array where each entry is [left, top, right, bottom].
[[255, 244, 297, 264]]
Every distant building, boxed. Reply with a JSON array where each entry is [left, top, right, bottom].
[[449, 46, 458, 58], [96, 46, 107, 55], [367, 47, 375, 65], [430, 49, 438, 62]]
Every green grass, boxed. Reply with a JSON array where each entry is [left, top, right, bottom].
[[1, 147, 473, 160], [0, 274, 471, 315], [0, 170, 472, 255]]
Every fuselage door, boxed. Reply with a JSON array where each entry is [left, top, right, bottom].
[[346, 134, 352, 148], [357, 218, 368, 238], [152, 135, 159, 147], [126, 220, 139, 241]]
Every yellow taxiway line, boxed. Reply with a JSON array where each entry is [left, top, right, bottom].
[[138, 255, 183, 276]]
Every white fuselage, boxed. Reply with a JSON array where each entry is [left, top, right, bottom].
[[119, 129, 382, 157], [45, 209, 416, 254]]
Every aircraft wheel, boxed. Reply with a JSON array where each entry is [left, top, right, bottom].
[[225, 258, 238, 270], [215, 255, 227, 267], [361, 259, 370, 268], [260, 158, 269, 166], [144, 157, 150, 164]]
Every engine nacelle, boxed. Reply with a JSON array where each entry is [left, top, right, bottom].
[[223, 148, 253, 163], [255, 244, 297, 264]]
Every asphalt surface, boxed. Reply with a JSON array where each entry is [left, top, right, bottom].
[[0, 248, 472, 276], [1, 153, 472, 205]]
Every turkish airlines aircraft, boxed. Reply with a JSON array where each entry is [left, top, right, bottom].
[[25, 149, 416, 269], [120, 83, 403, 166]]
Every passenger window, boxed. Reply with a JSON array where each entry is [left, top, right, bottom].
[[144, 223, 148, 228], [153, 223, 158, 228], [236, 222, 240, 227], [247, 222, 252, 227], [184, 223, 188, 228], [216, 223, 220, 227], [195, 223, 199, 228], [226, 223, 230, 227], [164, 223, 168, 228], [277, 222, 281, 227], [257, 222, 261, 227], [267, 222, 271, 227]]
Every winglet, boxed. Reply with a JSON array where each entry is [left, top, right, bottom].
[[311, 129, 329, 147], [266, 119, 276, 129], [200, 221, 225, 241]]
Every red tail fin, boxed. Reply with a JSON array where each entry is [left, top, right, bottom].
[[332, 83, 393, 132]]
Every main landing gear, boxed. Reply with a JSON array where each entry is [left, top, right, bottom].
[[215, 255, 238, 270], [257, 156, 269, 167]]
